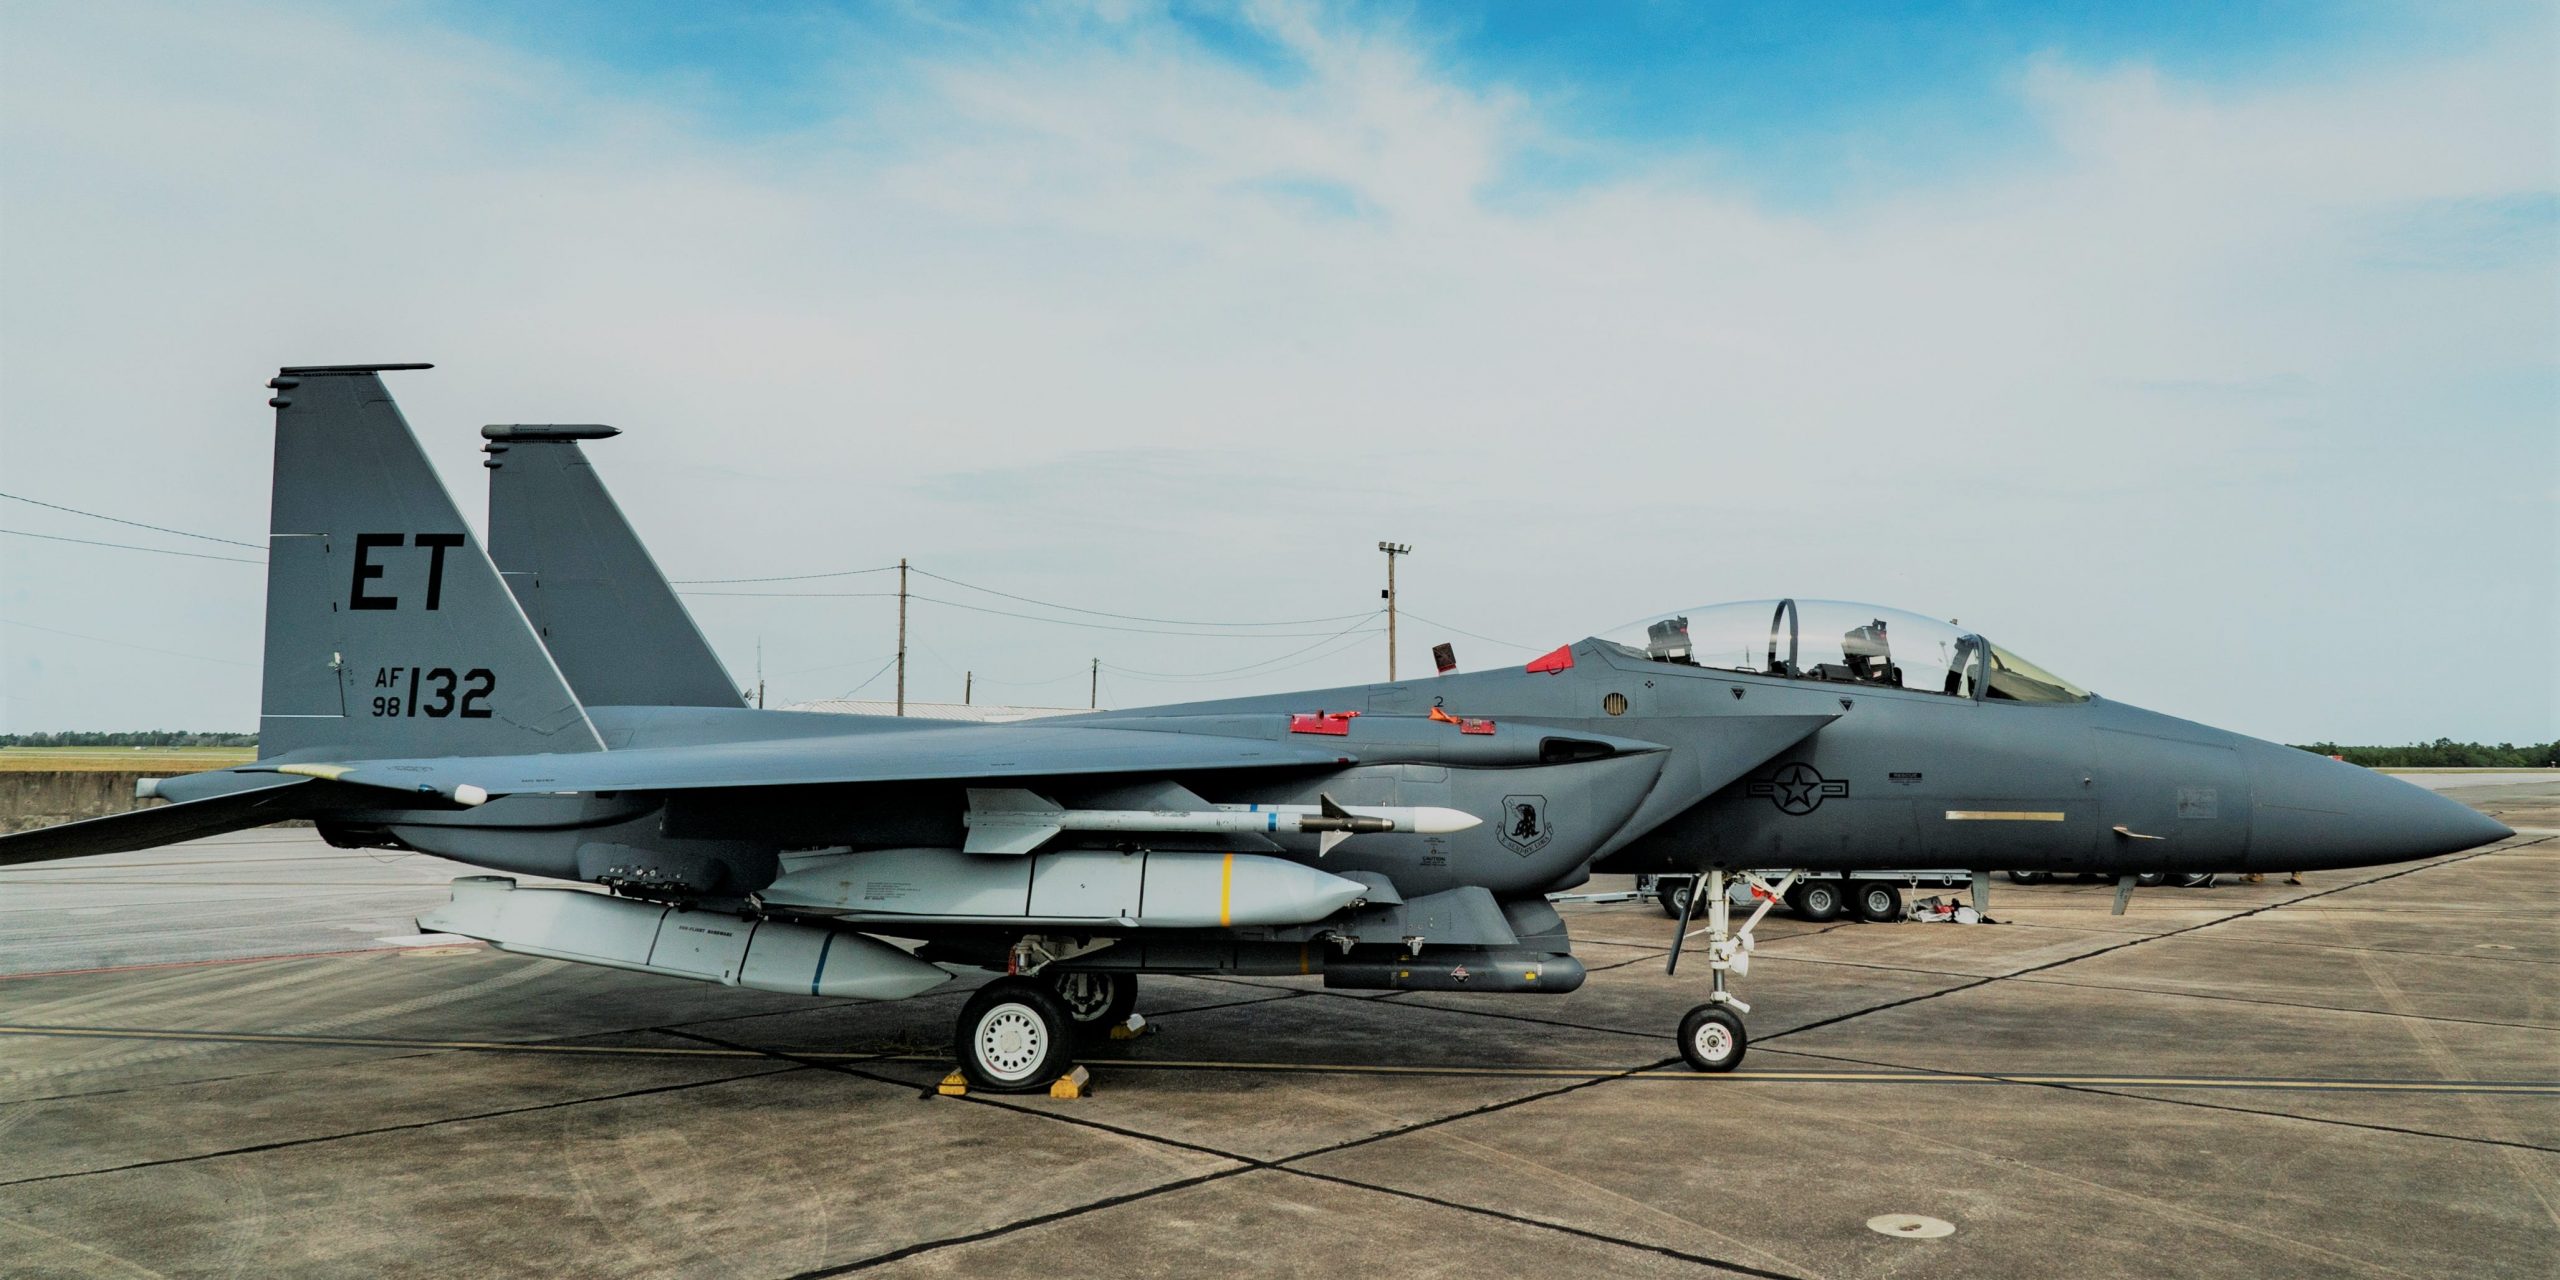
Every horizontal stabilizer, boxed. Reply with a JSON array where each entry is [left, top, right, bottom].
[[0, 778, 323, 867]]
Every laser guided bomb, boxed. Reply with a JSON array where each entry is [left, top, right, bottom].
[[3, 364, 2510, 1090]]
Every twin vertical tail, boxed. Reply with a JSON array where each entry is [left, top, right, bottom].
[[258, 365, 602, 761], [481, 425, 743, 709]]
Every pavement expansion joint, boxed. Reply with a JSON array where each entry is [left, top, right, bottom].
[[2013, 973, 2560, 1032], [0, 1063, 808, 1189], [6, 801, 2550, 1278], [1762, 1044, 2560, 1154], [1761, 844, 2507, 1045], [647, 1026, 1795, 1279]]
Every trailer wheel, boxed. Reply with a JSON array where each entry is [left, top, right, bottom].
[[1656, 879, 1693, 919], [2172, 872, 2218, 889], [2006, 870, 2047, 885], [2135, 872, 2166, 887], [1852, 882, 1903, 922], [1795, 880, 1846, 922]]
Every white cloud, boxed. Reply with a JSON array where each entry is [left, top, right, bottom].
[[1, 1, 2551, 741]]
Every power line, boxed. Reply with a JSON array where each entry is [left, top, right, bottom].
[[680, 590, 1375, 639], [0, 491, 263, 549], [906, 595, 1385, 639], [1105, 625, 1386, 685], [772, 652, 898, 679], [0, 528, 265, 566], [667, 565, 900, 585], [912, 566, 1374, 628], [0, 500, 1538, 666], [1104, 613, 1384, 679], [1396, 609, 1538, 651], [966, 668, 1095, 688], [0, 619, 257, 668], [823, 654, 903, 701]]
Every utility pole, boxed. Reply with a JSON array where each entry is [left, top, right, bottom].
[[1378, 541, 1411, 681], [895, 557, 908, 717], [964, 671, 973, 706], [755, 638, 765, 710], [1089, 657, 1099, 709]]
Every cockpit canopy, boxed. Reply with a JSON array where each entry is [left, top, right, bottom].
[[1602, 599, 2091, 704]]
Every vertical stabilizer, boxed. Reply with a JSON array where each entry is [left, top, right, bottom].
[[259, 366, 603, 760], [482, 426, 744, 708]]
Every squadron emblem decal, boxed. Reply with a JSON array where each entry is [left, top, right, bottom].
[[1749, 762, 1850, 816], [1498, 794, 1552, 856]]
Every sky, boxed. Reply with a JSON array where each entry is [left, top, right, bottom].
[[0, 0, 2552, 744]]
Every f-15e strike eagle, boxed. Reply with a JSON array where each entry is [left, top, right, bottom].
[[1, 365, 2510, 1087]]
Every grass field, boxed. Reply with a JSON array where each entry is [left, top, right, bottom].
[[0, 747, 256, 773]]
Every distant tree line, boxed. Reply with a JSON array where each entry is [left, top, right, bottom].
[[0, 731, 259, 748], [2293, 739, 2559, 768]]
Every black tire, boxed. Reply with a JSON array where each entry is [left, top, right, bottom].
[[1046, 970, 1137, 1040], [1852, 882, 1903, 922], [1796, 880, 1846, 922], [1656, 878, 1694, 919], [2172, 872, 2218, 889], [2134, 872, 2166, 887], [2006, 870, 2047, 885], [1678, 1004, 1747, 1072], [956, 978, 1077, 1093]]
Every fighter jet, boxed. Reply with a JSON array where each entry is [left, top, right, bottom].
[[1, 365, 2510, 1085]]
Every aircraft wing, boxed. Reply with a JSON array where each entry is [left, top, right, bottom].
[[0, 777, 332, 867], [246, 721, 1362, 802]]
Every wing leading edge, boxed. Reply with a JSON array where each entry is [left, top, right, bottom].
[[245, 721, 1362, 803]]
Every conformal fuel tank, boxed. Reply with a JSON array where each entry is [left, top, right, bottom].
[[419, 876, 952, 999], [757, 847, 1370, 928]]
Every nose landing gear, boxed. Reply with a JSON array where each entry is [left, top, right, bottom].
[[1666, 869, 1798, 1072]]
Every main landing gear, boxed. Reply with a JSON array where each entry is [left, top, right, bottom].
[[1046, 970, 1138, 1040], [955, 978, 1077, 1092], [952, 969, 1144, 1092], [1666, 869, 1798, 1072]]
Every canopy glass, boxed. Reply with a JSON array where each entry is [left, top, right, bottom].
[[1601, 600, 2090, 704]]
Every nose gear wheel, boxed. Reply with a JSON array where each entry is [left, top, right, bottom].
[[1664, 869, 1798, 1072]]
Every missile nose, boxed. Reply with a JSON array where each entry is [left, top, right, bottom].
[[2246, 744, 2514, 871], [1416, 806, 1483, 834]]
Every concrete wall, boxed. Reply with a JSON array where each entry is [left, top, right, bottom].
[[0, 771, 164, 834]]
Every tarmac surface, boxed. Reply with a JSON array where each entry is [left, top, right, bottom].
[[2, 777, 2553, 1279]]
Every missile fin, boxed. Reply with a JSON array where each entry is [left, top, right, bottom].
[[967, 787, 1061, 815], [962, 787, 1063, 855]]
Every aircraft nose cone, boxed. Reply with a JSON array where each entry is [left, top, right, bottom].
[[2246, 744, 2514, 871]]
